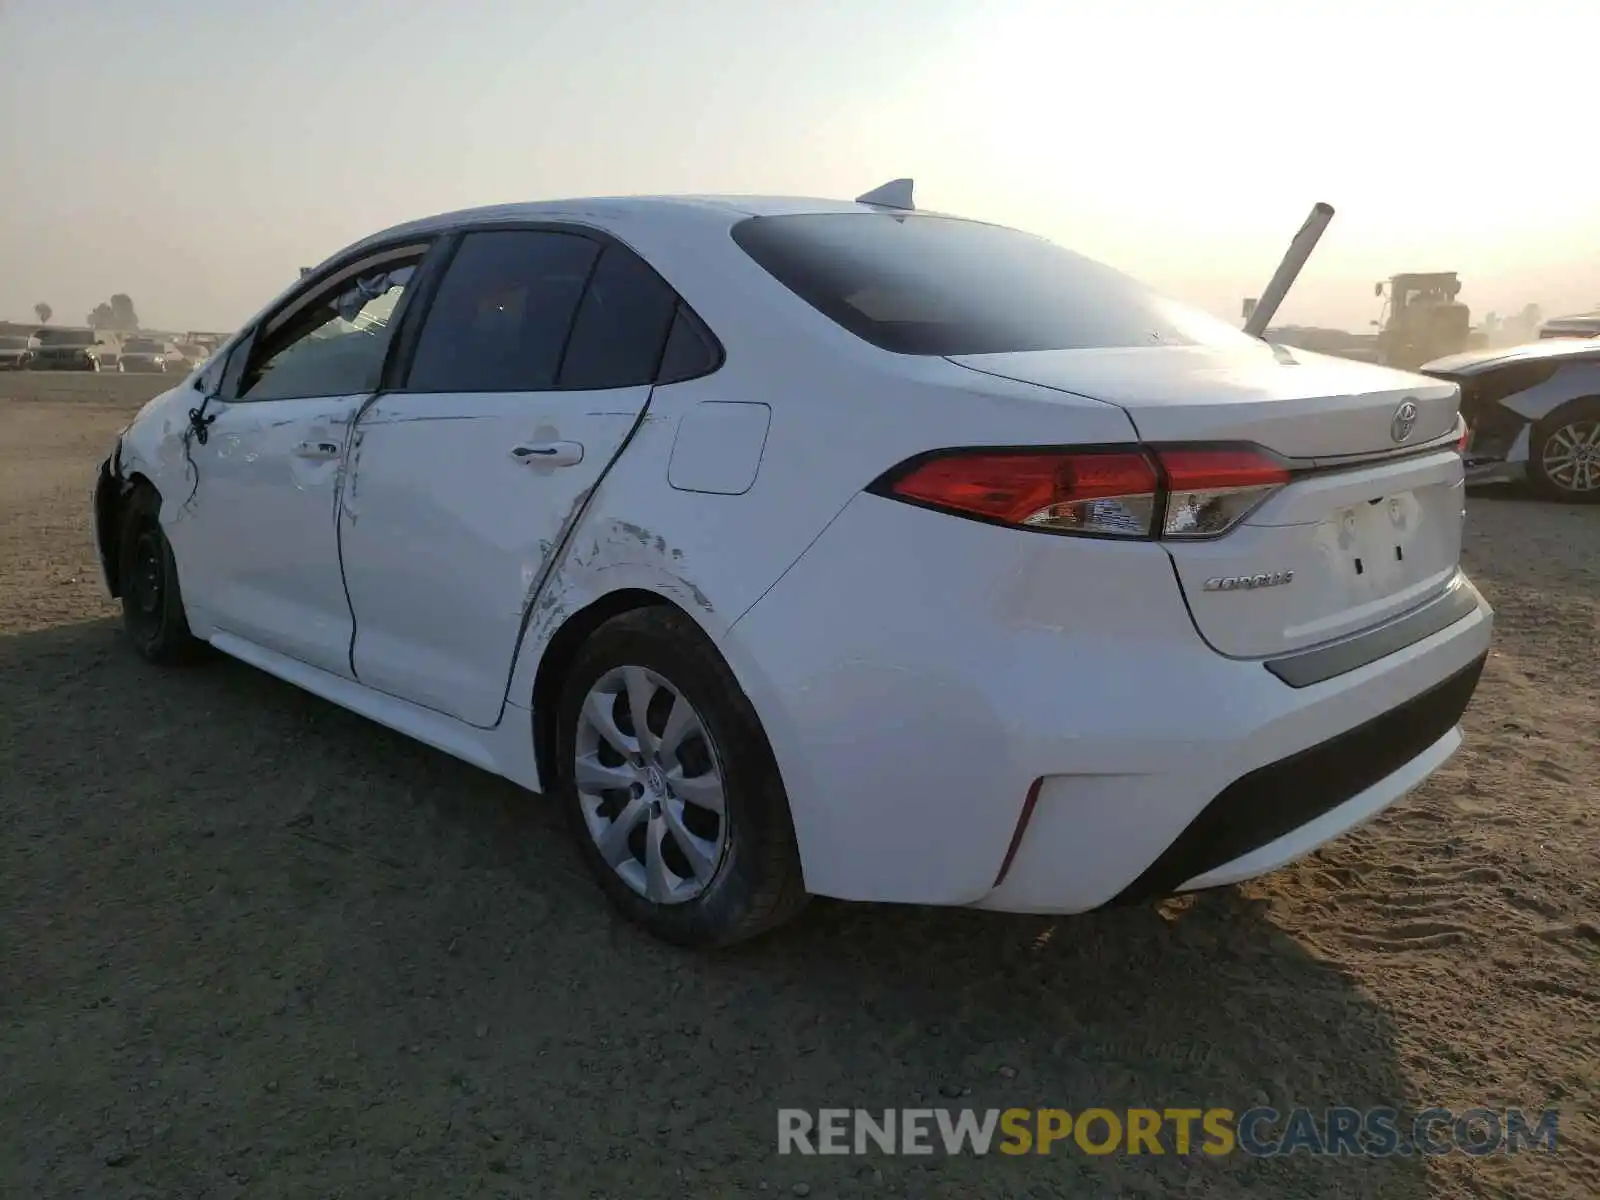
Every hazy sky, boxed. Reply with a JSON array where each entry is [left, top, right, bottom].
[[2, 0, 1595, 332]]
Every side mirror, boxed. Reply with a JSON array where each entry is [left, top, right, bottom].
[[1370, 320, 1381, 327], [1374, 282, 1384, 297]]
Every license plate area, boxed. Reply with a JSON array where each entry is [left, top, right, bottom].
[[1324, 491, 1421, 595]]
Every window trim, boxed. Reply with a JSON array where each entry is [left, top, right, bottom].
[[382, 219, 726, 396], [229, 241, 435, 404], [655, 302, 723, 386]]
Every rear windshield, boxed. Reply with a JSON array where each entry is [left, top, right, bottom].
[[730, 213, 1256, 357], [0, 337, 28, 350], [124, 339, 162, 353]]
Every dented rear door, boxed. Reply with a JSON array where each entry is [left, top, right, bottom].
[[337, 228, 675, 728]]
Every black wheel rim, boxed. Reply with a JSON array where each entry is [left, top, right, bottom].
[[129, 529, 164, 624]]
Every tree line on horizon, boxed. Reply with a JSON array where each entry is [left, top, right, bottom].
[[29, 295, 142, 331]]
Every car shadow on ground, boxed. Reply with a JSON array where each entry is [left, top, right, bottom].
[[3, 618, 1430, 1198]]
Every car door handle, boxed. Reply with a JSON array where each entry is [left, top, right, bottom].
[[293, 440, 342, 460], [511, 441, 584, 467]]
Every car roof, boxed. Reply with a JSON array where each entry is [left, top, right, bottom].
[[1423, 338, 1600, 376], [342, 194, 915, 257]]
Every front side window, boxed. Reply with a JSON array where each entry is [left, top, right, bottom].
[[731, 213, 1259, 356], [405, 230, 600, 393], [235, 258, 422, 402]]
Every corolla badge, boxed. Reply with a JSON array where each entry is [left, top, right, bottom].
[[1390, 399, 1419, 443], [1202, 571, 1294, 592]]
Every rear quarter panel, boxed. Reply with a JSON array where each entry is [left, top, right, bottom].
[[505, 203, 1141, 794]]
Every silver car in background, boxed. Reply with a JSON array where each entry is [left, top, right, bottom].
[[1423, 339, 1600, 502], [119, 337, 175, 373]]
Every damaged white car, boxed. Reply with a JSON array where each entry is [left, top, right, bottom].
[[93, 185, 1492, 947], [1422, 338, 1600, 502]]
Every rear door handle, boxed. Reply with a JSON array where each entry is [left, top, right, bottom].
[[293, 440, 341, 460], [511, 441, 584, 467]]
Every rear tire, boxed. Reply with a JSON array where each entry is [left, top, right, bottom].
[[554, 607, 808, 948], [1527, 399, 1600, 503], [118, 486, 205, 664]]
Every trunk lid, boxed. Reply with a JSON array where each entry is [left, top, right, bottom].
[[947, 343, 1467, 659], [948, 343, 1459, 459], [1157, 446, 1465, 658]]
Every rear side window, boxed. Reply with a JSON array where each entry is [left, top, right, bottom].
[[731, 213, 1258, 357], [406, 230, 599, 392], [656, 305, 721, 384], [556, 245, 679, 390]]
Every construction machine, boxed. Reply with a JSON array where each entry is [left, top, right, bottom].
[[1373, 272, 1471, 369]]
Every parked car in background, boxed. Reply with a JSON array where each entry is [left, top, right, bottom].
[[120, 337, 174, 373], [1423, 338, 1600, 501], [92, 187, 1492, 947], [31, 327, 107, 371], [0, 334, 38, 370], [174, 341, 210, 371], [1538, 312, 1600, 340]]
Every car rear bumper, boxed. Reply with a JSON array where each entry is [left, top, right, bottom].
[[728, 492, 1493, 911]]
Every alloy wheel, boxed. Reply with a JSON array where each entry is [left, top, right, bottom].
[[573, 665, 729, 904], [1540, 419, 1600, 495]]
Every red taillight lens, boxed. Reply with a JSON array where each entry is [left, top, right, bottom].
[[884, 449, 1160, 537], [1155, 446, 1290, 538], [874, 444, 1291, 540]]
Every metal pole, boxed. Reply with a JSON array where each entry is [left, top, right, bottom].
[[1243, 202, 1335, 339]]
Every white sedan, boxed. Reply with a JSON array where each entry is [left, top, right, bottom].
[[93, 184, 1493, 946]]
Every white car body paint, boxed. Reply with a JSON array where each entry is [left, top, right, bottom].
[[951, 344, 1462, 458], [337, 387, 651, 728], [1167, 447, 1466, 658], [169, 394, 369, 675], [104, 191, 1493, 916], [667, 402, 772, 495]]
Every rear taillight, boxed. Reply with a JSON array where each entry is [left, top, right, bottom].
[[1158, 447, 1291, 539], [871, 444, 1289, 540], [880, 448, 1160, 537]]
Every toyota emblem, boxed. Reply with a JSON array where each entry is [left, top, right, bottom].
[[1390, 400, 1419, 443]]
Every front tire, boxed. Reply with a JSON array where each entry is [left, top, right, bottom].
[[117, 486, 204, 664], [555, 607, 808, 948], [1528, 399, 1600, 503]]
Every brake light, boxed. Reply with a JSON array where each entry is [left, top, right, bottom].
[[872, 444, 1289, 540], [883, 449, 1160, 537]]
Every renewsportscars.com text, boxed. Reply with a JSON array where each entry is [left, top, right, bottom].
[[777, 1107, 1561, 1157]]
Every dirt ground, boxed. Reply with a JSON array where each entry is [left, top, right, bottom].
[[1, 371, 1595, 1200]]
